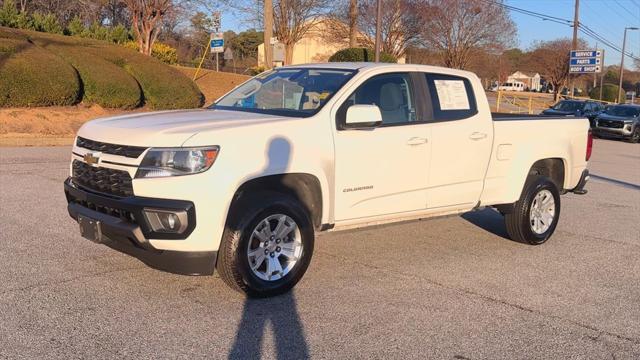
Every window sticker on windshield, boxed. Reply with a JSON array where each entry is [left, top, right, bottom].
[[434, 80, 470, 110]]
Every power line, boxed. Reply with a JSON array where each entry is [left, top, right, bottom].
[[483, 0, 640, 61], [612, 0, 640, 22]]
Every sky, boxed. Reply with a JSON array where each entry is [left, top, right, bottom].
[[218, 0, 640, 68], [506, 0, 640, 67]]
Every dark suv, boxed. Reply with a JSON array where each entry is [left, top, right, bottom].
[[593, 105, 640, 143], [541, 100, 604, 125]]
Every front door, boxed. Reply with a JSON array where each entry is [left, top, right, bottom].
[[333, 72, 432, 221]]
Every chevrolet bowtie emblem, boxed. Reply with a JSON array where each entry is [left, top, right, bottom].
[[84, 152, 101, 166]]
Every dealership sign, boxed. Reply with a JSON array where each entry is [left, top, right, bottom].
[[569, 50, 603, 74]]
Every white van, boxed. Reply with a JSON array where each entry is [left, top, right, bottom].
[[498, 81, 525, 92]]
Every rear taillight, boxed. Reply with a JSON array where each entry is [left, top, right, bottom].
[[586, 129, 593, 161]]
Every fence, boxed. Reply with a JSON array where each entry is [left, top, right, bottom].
[[490, 91, 615, 114]]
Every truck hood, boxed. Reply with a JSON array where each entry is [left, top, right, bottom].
[[597, 113, 636, 122], [77, 109, 293, 147]]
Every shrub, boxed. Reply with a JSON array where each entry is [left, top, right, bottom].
[[95, 44, 203, 109], [1, 29, 202, 109], [109, 24, 129, 44], [124, 41, 178, 64], [589, 84, 623, 103], [248, 65, 266, 76], [39, 44, 142, 109], [0, 37, 80, 107], [0, 0, 19, 27], [67, 16, 85, 36], [31, 12, 63, 34], [328, 47, 397, 63]]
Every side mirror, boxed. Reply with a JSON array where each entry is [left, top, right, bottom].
[[344, 105, 383, 129]]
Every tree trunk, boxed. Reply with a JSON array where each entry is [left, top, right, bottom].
[[284, 42, 294, 65], [349, 0, 358, 48]]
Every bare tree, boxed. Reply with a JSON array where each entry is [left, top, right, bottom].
[[418, 0, 516, 69], [273, 0, 328, 64], [348, 0, 357, 47], [123, 0, 174, 55], [357, 0, 421, 58], [526, 38, 586, 101]]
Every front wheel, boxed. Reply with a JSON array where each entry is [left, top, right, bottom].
[[505, 176, 561, 245], [217, 192, 314, 297], [629, 127, 640, 143]]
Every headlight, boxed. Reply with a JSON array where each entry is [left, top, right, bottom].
[[135, 146, 219, 178]]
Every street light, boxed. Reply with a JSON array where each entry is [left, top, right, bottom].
[[618, 27, 639, 103]]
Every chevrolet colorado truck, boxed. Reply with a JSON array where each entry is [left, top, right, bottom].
[[64, 63, 591, 297]]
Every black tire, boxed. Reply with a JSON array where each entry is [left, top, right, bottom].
[[629, 127, 640, 143], [504, 176, 561, 245], [217, 191, 314, 298]]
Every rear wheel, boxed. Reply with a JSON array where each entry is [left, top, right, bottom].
[[217, 192, 314, 297], [505, 176, 561, 245]]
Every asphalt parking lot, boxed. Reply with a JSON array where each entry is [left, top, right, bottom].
[[1, 139, 639, 359]]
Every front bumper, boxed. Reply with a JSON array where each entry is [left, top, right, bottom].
[[64, 178, 216, 275], [593, 125, 632, 138]]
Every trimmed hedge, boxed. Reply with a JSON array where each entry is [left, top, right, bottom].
[[0, 36, 80, 107], [0, 28, 203, 109], [29, 33, 142, 109], [95, 45, 203, 109], [329, 47, 397, 63], [589, 84, 623, 103]]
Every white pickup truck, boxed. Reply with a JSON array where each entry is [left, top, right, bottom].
[[65, 63, 591, 297]]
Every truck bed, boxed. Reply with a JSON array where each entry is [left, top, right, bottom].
[[491, 113, 574, 121]]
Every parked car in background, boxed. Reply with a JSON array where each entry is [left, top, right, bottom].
[[498, 82, 525, 92], [593, 105, 640, 143], [541, 100, 604, 125]]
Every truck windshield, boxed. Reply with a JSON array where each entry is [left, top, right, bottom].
[[552, 101, 582, 112], [213, 68, 356, 117], [605, 106, 640, 117]]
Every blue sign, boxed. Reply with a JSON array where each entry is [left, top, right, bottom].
[[570, 65, 601, 73], [569, 49, 603, 73], [210, 39, 224, 48], [571, 50, 602, 58], [570, 57, 600, 65]]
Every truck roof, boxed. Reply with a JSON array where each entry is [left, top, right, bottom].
[[281, 62, 479, 79]]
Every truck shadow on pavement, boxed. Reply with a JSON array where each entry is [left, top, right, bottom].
[[461, 208, 521, 243], [227, 136, 310, 359], [228, 292, 309, 359]]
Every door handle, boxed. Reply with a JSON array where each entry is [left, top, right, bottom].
[[469, 132, 488, 140], [406, 137, 428, 146]]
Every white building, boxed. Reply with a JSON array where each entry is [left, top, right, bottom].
[[507, 71, 542, 92]]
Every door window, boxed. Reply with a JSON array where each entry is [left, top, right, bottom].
[[425, 73, 478, 121], [338, 73, 417, 126]]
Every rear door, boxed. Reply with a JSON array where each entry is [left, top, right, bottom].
[[422, 73, 493, 210]]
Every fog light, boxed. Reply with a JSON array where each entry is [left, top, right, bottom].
[[143, 208, 188, 233]]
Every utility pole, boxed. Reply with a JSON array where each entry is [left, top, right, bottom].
[[349, 0, 358, 48], [593, 42, 597, 89], [264, 0, 273, 69], [571, 0, 579, 97], [619, 27, 639, 103], [374, 0, 382, 62]]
